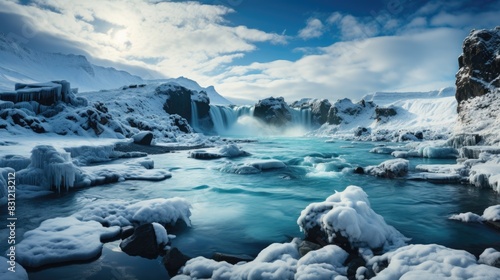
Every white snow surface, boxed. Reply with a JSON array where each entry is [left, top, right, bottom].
[[16, 217, 120, 267], [456, 90, 500, 145], [152, 222, 170, 246], [479, 248, 500, 267], [74, 197, 192, 227], [365, 159, 409, 177], [0, 257, 28, 280], [449, 204, 500, 223], [313, 87, 457, 140], [297, 185, 409, 251], [369, 244, 500, 279], [173, 239, 349, 280]]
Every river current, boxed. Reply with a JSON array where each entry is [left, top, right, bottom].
[[3, 137, 499, 279]]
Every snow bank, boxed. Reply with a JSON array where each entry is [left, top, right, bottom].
[[449, 204, 500, 223], [297, 186, 408, 251], [74, 197, 192, 227], [16, 217, 120, 267], [0, 154, 30, 171], [368, 244, 500, 279], [189, 144, 249, 160], [479, 248, 500, 267], [63, 144, 116, 165], [80, 158, 171, 185], [469, 159, 500, 192], [365, 159, 409, 178], [0, 257, 28, 280], [173, 240, 350, 280]]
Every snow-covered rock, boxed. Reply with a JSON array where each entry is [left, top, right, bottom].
[[74, 197, 192, 227], [297, 185, 408, 252], [449, 204, 500, 223], [173, 239, 350, 280], [16, 217, 120, 267], [368, 244, 500, 279], [479, 248, 500, 268], [365, 159, 409, 178], [189, 144, 249, 160], [253, 97, 292, 126]]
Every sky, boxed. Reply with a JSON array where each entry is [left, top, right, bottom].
[[0, 0, 499, 103]]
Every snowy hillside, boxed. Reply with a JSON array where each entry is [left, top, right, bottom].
[[0, 35, 231, 105], [312, 87, 458, 141], [0, 35, 144, 92]]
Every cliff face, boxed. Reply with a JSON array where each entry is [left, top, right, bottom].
[[455, 27, 500, 111], [454, 27, 500, 144]]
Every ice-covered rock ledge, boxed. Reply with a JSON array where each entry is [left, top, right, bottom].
[[15, 197, 192, 268], [0, 144, 171, 205]]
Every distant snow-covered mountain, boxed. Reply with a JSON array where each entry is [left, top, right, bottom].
[[0, 35, 232, 105], [0, 35, 144, 92]]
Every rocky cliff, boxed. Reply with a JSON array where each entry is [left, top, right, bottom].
[[456, 27, 500, 111]]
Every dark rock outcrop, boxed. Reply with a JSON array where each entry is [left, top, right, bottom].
[[375, 106, 397, 122], [456, 27, 500, 111], [327, 99, 375, 125], [156, 84, 212, 132], [253, 97, 292, 126], [120, 223, 162, 259], [163, 248, 191, 276], [290, 99, 331, 125], [132, 131, 154, 145]]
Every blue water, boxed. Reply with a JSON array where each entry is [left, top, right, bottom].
[[3, 137, 500, 279]]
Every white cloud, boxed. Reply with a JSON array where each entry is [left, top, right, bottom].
[[214, 28, 465, 103], [0, 0, 287, 80], [298, 18, 324, 39]]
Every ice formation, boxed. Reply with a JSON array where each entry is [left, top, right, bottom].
[[17, 145, 79, 192], [16, 217, 120, 267], [368, 244, 500, 279]]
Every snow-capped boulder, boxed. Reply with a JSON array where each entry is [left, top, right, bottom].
[[456, 27, 500, 108], [365, 159, 409, 178], [297, 185, 408, 252], [368, 244, 500, 279], [132, 131, 154, 146], [479, 248, 500, 268], [253, 97, 292, 126], [327, 98, 375, 125], [189, 144, 249, 160], [120, 223, 171, 259], [16, 216, 120, 268]]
